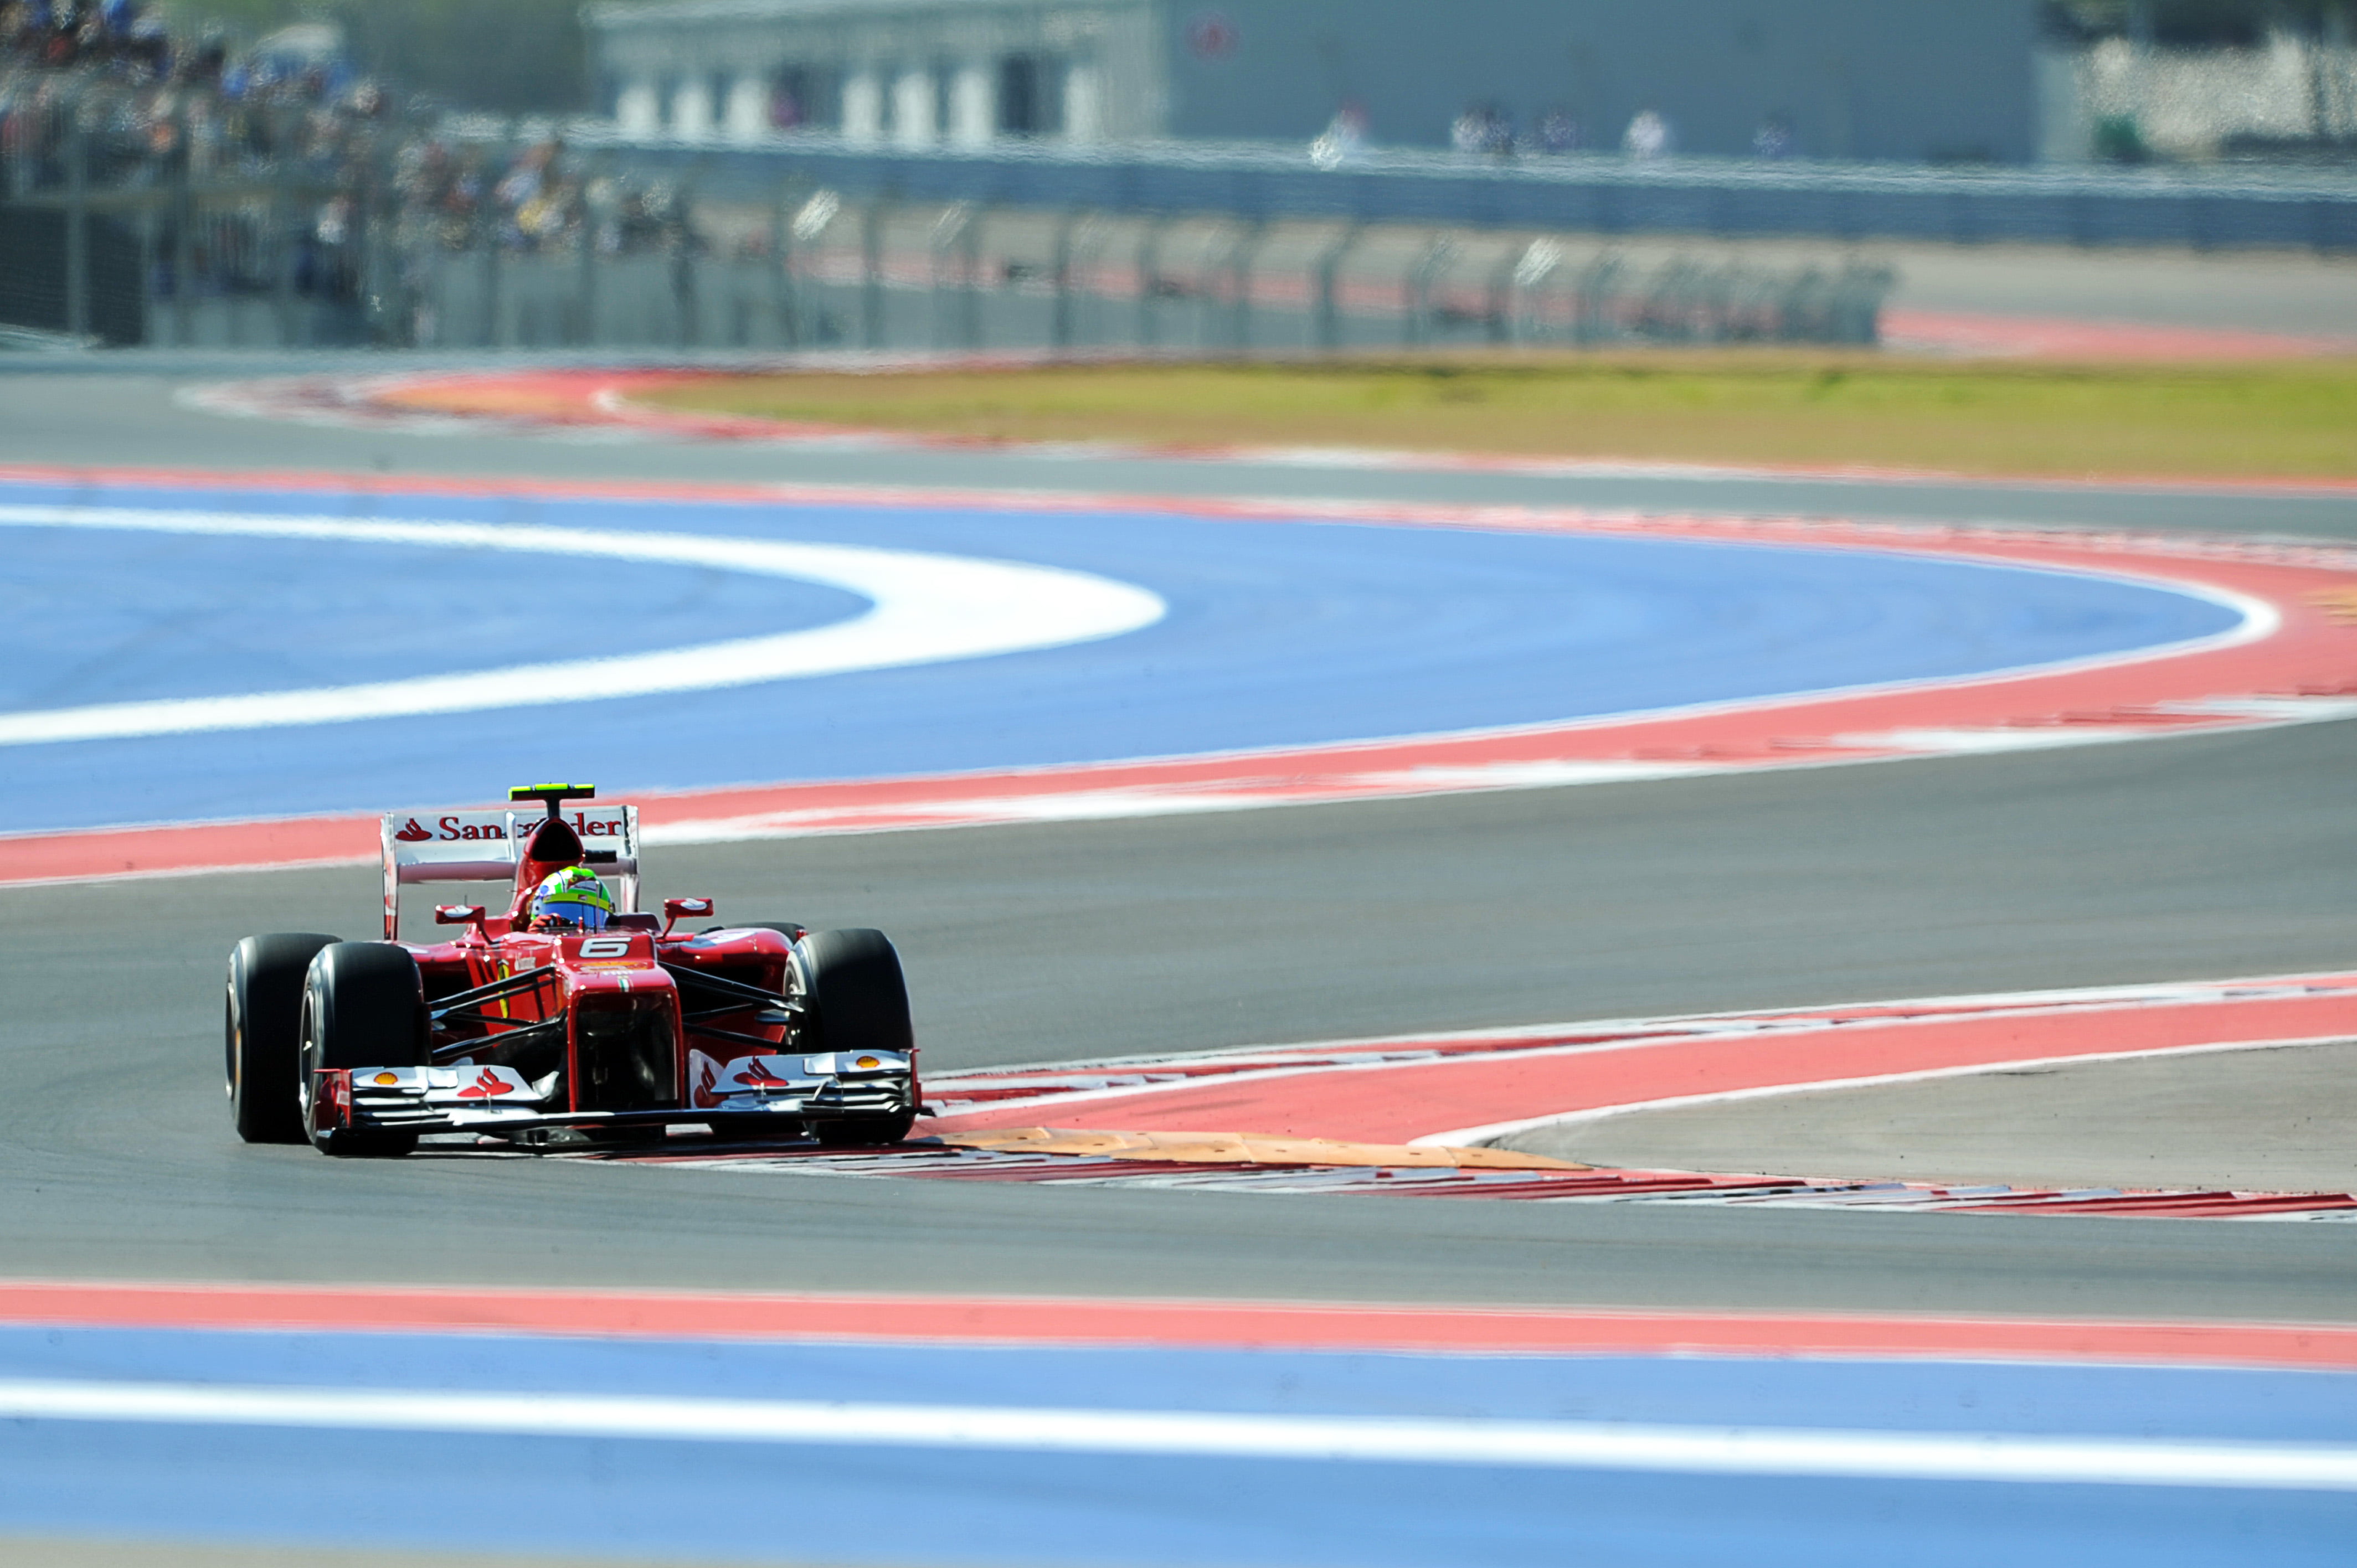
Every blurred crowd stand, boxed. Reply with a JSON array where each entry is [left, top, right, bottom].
[[0, 0, 701, 347], [0, 2, 1892, 352]]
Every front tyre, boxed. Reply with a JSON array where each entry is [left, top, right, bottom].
[[796, 929, 917, 1148], [227, 932, 339, 1145], [298, 941, 428, 1158], [815, 1113, 917, 1148], [792, 928, 914, 1056]]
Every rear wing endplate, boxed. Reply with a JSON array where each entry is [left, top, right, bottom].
[[380, 804, 640, 938]]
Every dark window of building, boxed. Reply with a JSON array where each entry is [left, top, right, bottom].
[[774, 65, 837, 130], [1000, 54, 1038, 134], [998, 54, 1061, 136], [2040, 2, 2291, 47]]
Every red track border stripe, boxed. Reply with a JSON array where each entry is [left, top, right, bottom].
[[924, 992, 2357, 1146], [2, 1281, 2353, 1368], [8, 463, 2357, 887]]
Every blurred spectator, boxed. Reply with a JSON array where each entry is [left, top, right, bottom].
[[1451, 101, 1514, 157], [1623, 107, 1672, 159], [1309, 100, 1366, 168], [1534, 105, 1579, 153], [1449, 104, 1483, 154], [2, 0, 689, 283], [1752, 111, 1794, 159]]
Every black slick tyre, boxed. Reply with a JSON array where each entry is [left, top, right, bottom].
[[814, 1115, 917, 1148], [298, 941, 429, 1157], [795, 928, 917, 1147], [226, 932, 338, 1145], [794, 928, 914, 1055]]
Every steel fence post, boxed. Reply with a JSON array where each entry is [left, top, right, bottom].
[[674, 167, 702, 350], [1051, 208, 1080, 350], [771, 178, 800, 348], [928, 200, 965, 350], [1485, 245, 1516, 345], [1313, 224, 1359, 352], [861, 197, 884, 349], [1134, 216, 1162, 348], [1574, 251, 1622, 345], [274, 109, 300, 348], [1224, 219, 1262, 350], [172, 102, 194, 347], [961, 204, 982, 348], [1404, 235, 1449, 348], [64, 99, 89, 341], [478, 189, 499, 348], [576, 161, 601, 348]]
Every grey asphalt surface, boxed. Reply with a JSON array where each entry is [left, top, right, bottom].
[[1507, 1042, 2357, 1193], [1878, 241, 2357, 339], [1, 364, 2353, 1322]]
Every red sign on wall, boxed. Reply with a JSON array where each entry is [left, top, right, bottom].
[[1186, 12, 1237, 60]]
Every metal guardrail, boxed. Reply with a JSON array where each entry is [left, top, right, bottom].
[[546, 126, 2357, 254]]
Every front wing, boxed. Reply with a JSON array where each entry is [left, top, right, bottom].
[[311, 1053, 919, 1143]]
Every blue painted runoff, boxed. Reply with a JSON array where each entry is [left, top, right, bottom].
[[0, 481, 2246, 832], [0, 1325, 2349, 1568]]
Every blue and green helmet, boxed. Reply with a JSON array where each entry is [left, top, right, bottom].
[[532, 865, 615, 931]]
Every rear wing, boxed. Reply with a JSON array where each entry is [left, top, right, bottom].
[[380, 804, 640, 938]]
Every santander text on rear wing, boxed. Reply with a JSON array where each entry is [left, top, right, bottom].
[[380, 803, 639, 938]]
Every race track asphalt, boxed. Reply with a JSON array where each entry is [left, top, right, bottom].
[[1, 362, 2352, 1322], [1522, 1041, 2357, 1193]]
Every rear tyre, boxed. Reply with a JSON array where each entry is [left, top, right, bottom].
[[298, 941, 428, 1158], [796, 928, 917, 1148], [226, 932, 338, 1145]]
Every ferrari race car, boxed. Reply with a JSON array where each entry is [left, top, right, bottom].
[[224, 785, 921, 1157]]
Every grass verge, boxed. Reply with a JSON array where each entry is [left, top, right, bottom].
[[630, 353, 2357, 480]]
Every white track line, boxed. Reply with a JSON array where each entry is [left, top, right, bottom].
[[1414, 1033, 2357, 1149], [1, 1379, 2351, 1490], [0, 504, 1163, 744], [924, 979, 2357, 1129], [934, 969, 2357, 1080]]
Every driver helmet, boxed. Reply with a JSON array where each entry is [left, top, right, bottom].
[[531, 866, 614, 932]]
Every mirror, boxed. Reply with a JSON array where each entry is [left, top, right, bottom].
[[661, 895, 714, 935]]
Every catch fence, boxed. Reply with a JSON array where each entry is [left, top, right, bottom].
[[390, 197, 1891, 356], [1, 75, 1889, 352]]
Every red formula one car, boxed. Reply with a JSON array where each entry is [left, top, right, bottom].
[[224, 785, 920, 1157]]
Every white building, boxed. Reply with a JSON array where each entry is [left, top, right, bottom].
[[584, 0, 1164, 147], [584, 1, 2055, 164], [2040, 28, 2357, 162]]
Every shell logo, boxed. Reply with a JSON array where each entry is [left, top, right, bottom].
[[373, 1071, 401, 1085], [855, 1056, 881, 1069]]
